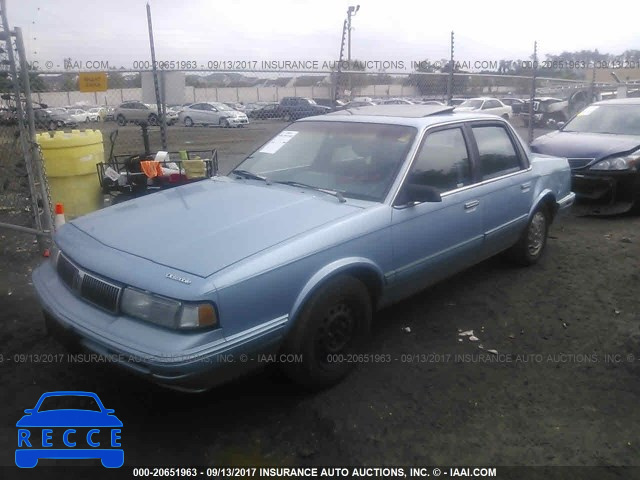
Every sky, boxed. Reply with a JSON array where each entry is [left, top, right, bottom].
[[8, 0, 640, 73]]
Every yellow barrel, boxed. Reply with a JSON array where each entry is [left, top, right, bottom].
[[36, 129, 104, 219]]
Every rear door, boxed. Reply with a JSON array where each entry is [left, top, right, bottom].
[[390, 124, 484, 298], [467, 122, 533, 257]]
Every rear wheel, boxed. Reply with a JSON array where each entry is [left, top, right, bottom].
[[281, 275, 372, 389], [507, 205, 550, 266], [148, 114, 158, 126]]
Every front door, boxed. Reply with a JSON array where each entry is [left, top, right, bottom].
[[389, 125, 484, 300]]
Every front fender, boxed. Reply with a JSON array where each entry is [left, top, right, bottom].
[[288, 257, 385, 329]]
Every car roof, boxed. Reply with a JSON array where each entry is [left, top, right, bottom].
[[593, 98, 640, 105], [308, 105, 503, 127]]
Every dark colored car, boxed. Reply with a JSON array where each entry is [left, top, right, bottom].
[[248, 103, 283, 120], [530, 98, 640, 214], [521, 97, 568, 127], [34, 108, 77, 130], [501, 98, 526, 114], [278, 97, 331, 122]]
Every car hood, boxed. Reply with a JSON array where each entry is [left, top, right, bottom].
[[70, 179, 362, 277], [531, 131, 640, 161], [16, 410, 123, 427]]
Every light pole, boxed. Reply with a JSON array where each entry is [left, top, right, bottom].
[[347, 5, 359, 98]]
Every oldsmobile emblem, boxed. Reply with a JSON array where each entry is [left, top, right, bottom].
[[165, 273, 192, 285]]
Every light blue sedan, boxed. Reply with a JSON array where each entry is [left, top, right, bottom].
[[33, 105, 575, 392]]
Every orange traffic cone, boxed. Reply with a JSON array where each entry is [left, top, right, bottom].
[[54, 203, 66, 230]]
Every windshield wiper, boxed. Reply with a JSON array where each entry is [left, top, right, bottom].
[[231, 169, 268, 182], [273, 181, 346, 203]]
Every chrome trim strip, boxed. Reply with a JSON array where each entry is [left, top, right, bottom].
[[155, 315, 290, 361], [386, 235, 484, 277], [484, 214, 528, 236]]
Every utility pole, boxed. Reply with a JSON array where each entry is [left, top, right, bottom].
[[146, 2, 167, 150], [346, 5, 360, 99]]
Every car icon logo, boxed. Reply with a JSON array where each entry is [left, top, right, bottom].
[[15, 391, 123, 468]]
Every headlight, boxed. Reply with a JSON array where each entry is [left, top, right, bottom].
[[121, 287, 218, 330], [589, 152, 640, 171]]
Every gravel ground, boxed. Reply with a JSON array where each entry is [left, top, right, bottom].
[[1, 118, 639, 474]]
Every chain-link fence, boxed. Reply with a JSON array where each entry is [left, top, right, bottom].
[[0, 0, 53, 250]]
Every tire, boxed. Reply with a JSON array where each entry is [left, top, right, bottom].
[[284, 113, 292, 122], [501, 113, 509, 120], [148, 114, 158, 126], [507, 205, 550, 266], [116, 115, 126, 126], [48, 120, 57, 131], [219, 117, 230, 128], [281, 275, 372, 389], [184, 116, 194, 127]]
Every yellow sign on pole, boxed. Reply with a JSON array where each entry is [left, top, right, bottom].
[[78, 72, 108, 92]]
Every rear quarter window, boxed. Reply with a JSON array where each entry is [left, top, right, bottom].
[[472, 125, 523, 180]]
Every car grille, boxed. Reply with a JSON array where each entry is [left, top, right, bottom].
[[567, 158, 595, 169], [56, 253, 121, 313]]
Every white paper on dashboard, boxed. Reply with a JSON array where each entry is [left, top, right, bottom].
[[259, 131, 298, 154]]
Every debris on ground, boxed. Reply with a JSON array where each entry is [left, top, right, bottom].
[[403, 327, 411, 333], [458, 330, 474, 337]]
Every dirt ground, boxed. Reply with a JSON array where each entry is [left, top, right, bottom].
[[0, 119, 639, 474]]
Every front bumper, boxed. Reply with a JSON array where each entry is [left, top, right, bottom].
[[32, 261, 287, 392], [556, 192, 576, 215], [571, 170, 640, 215], [226, 116, 249, 126]]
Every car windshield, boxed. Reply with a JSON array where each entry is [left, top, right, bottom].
[[49, 108, 66, 114], [562, 105, 640, 135], [232, 121, 416, 202], [459, 99, 483, 108], [213, 103, 232, 111], [38, 395, 101, 412]]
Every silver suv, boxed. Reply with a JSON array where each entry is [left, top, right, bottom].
[[114, 101, 160, 126]]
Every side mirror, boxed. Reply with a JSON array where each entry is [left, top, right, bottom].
[[405, 184, 442, 204]]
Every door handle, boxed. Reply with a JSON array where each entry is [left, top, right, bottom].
[[521, 182, 531, 190], [464, 200, 480, 210]]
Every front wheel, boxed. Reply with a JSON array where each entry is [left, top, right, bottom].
[[281, 275, 372, 390], [507, 206, 550, 266], [116, 115, 126, 126], [219, 117, 230, 128]]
